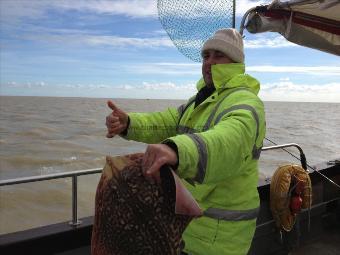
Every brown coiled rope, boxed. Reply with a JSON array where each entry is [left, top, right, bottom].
[[270, 164, 312, 232]]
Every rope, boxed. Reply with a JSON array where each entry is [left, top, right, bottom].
[[270, 164, 312, 232]]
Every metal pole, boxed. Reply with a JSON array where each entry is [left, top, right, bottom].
[[69, 175, 82, 226], [0, 168, 102, 187], [233, 0, 236, 28], [0, 168, 103, 227], [261, 143, 307, 170]]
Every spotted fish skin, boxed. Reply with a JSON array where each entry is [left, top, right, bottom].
[[91, 153, 192, 255]]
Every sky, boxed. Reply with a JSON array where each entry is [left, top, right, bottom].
[[0, 0, 339, 102]]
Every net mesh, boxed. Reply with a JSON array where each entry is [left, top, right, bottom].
[[157, 0, 234, 62]]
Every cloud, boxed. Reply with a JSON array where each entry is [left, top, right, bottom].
[[1, 0, 268, 23], [127, 63, 340, 77], [56, 0, 158, 18], [2, 0, 294, 52], [3, 80, 196, 92], [1, 80, 197, 99], [5, 81, 47, 88], [117, 81, 196, 91], [279, 77, 290, 81], [0, 1, 47, 21], [66, 0, 266, 18], [21, 29, 297, 52], [259, 79, 340, 102], [128, 62, 201, 75], [247, 65, 340, 76], [85, 35, 173, 48], [157, 0, 266, 19], [20, 32, 174, 49], [3, 78, 339, 102], [244, 35, 297, 48], [0, 0, 157, 21], [236, 0, 268, 16]]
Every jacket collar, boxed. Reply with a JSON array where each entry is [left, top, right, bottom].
[[196, 63, 260, 95]]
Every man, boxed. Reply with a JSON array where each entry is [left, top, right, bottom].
[[106, 28, 266, 255]]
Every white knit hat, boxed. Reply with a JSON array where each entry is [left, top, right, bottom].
[[201, 28, 244, 63]]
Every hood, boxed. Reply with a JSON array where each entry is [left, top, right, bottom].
[[196, 63, 260, 95]]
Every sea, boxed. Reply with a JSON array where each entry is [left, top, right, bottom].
[[0, 96, 339, 234]]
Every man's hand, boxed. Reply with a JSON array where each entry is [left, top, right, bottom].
[[106, 100, 129, 138], [142, 144, 178, 183]]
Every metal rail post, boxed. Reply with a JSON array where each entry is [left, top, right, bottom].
[[69, 175, 82, 226]]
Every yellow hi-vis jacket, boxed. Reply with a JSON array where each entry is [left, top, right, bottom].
[[123, 63, 266, 255]]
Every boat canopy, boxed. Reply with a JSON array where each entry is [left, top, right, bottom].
[[240, 0, 340, 55]]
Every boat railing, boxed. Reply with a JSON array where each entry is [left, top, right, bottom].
[[0, 168, 102, 226], [261, 143, 307, 170], [0, 143, 306, 228]]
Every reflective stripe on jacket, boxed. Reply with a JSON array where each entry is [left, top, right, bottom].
[[124, 63, 266, 255]]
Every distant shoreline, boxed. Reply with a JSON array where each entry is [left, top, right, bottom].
[[1, 95, 339, 104], [0, 95, 185, 102]]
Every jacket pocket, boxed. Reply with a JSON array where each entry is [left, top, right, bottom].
[[184, 216, 219, 244]]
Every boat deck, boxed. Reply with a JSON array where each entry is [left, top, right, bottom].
[[57, 246, 90, 255], [56, 224, 340, 255], [292, 226, 340, 255], [1, 161, 339, 255], [56, 229, 340, 255]]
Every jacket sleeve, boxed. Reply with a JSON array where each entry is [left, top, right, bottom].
[[167, 98, 264, 184], [123, 107, 179, 144]]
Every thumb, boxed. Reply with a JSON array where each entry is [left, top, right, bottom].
[[107, 100, 118, 111]]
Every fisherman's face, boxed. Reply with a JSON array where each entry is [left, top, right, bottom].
[[202, 50, 233, 87]]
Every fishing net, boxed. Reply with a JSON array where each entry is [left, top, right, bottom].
[[157, 0, 235, 62]]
